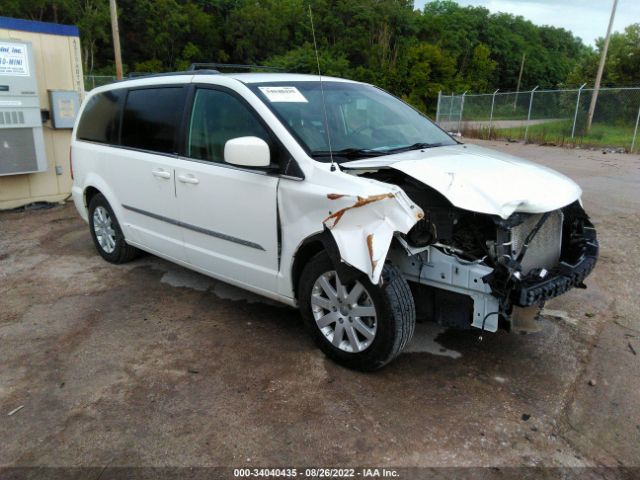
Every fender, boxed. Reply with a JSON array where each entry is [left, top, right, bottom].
[[81, 173, 131, 238], [277, 166, 424, 291], [322, 188, 422, 283]]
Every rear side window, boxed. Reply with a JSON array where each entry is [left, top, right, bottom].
[[76, 90, 124, 144], [121, 87, 186, 154]]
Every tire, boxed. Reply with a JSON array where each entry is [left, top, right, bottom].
[[298, 251, 415, 371], [88, 193, 140, 264]]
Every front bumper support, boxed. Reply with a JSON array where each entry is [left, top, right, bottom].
[[513, 239, 598, 306]]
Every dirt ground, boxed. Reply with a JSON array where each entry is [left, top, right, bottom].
[[1, 139, 639, 474]]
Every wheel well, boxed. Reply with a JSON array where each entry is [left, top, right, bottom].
[[292, 232, 406, 300], [291, 236, 326, 300], [84, 186, 100, 208]]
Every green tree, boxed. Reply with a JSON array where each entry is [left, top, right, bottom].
[[5, 0, 615, 115], [568, 24, 640, 87], [397, 42, 458, 112], [266, 43, 351, 77], [67, 0, 110, 75], [465, 43, 497, 91]]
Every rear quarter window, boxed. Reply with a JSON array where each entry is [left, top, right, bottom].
[[76, 89, 125, 144], [121, 87, 187, 154]]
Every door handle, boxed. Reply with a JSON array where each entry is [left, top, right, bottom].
[[151, 169, 171, 179], [177, 174, 199, 185]]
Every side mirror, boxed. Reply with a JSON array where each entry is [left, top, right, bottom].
[[224, 136, 270, 168]]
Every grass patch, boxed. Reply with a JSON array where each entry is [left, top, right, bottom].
[[464, 119, 636, 150]]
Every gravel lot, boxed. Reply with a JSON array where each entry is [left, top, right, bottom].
[[1, 140, 639, 473]]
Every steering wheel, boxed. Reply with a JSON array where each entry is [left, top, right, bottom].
[[349, 124, 373, 136]]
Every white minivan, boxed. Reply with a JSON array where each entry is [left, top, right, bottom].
[[71, 69, 598, 370]]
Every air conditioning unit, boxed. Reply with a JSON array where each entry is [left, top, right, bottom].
[[0, 39, 47, 176]]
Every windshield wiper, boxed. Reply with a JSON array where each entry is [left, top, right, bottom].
[[311, 142, 444, 160], [310, 148, 386, 160], [382, 142, 444, 154]]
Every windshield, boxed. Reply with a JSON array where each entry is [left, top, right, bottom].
[[250, 81, 456, 161]]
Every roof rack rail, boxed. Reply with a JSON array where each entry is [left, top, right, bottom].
[[118, 70, 217, 82], [127, 72, 152, 78], [188, 62, 284, 72]]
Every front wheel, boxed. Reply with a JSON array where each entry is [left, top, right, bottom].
[[298, 251, 415, 371]]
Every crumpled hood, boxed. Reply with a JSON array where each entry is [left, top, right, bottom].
[[341, 143, 582, 219]]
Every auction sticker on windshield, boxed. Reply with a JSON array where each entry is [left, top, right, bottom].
[[258, 86, 308, 103]]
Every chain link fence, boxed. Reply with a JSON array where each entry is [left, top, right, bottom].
[[436, 86, 640, 152], [84, 75, 117, 91]]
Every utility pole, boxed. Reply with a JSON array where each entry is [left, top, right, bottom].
[[513, 52, 526, 111], [586, 0, 618, 133], [109, 0, 123, 80]]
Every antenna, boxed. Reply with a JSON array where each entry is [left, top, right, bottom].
[[308, 5, 336, 172]]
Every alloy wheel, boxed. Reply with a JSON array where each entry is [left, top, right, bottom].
[[310, 271, 377, 353], [92, 206, 117, 254]]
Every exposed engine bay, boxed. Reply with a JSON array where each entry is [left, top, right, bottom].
[[354, 169, 599, 333]]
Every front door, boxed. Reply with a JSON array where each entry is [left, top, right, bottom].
[[176, 87, 280, 294]]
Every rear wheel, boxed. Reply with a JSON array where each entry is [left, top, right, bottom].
[[299, 251, 415, 371], [88, 193, 140, 264]]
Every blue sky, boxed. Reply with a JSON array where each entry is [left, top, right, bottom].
[[413, 0, 638, 46]]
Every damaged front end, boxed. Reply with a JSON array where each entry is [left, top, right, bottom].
[[487, 202, 598, 312], [285, 154, 597, 336], [341, 168, 600, 334], [390, 198, 598, 333]]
